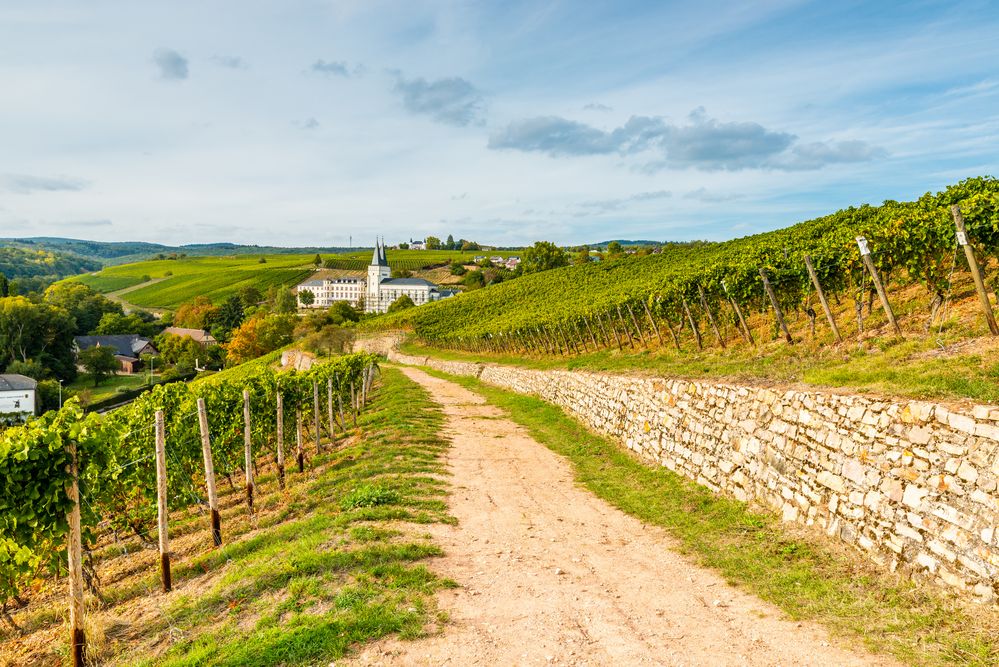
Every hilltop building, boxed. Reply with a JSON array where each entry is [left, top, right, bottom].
[[0, 374, 37, 421], [296, 239, 455, 314]]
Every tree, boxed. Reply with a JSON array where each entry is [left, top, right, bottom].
[[462, 270, 485, 290], [225, 314, 296, 365], [461, 240, 480, 251], [237, 286, 263, 309], [313, 253, 323, 268], [521, 241, 569, 274], [272, 287, 298, 314], [387, 295, 415, 313], [0, 273, 8, 297], [605, 241, 624, 256], [174, 296, 219, 329], [391, 268, 413, 278], [79, 345, 118, 387], [446, 234, 455, 250], [298, 289, 315, 307], [215, 295, 245, 334], [43, 282, 122, 334], [0, 296, 77, 381], [450, 262, 467, 276], [425, 236, 442, 250], [329, 301, 361, 324], [398, 242, 410, 250], [575, 246, 592, 265]]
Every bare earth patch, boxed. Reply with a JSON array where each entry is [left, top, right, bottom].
[[348, 367, 895, 666]]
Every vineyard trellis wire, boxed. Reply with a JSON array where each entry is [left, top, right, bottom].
[[0, 351, 380, 663]]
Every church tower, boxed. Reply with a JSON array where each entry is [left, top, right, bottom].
[[366, 238, 391, 312]]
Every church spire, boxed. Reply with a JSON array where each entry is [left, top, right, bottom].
[[370, 238, 388, 267]]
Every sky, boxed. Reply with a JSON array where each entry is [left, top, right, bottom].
[[0, 0, 997, 247]]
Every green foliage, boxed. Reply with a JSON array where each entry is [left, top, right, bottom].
[[0, 295, 78, 380], [449, 262, 467, 276], [340, 484, 402, 510], [43, 282, 123, 334], [387, 295, 415, 313], [521, 240, 569, 274], [94, 312, 158, 337], [0, 352, 379, 609], [377, 177, 999, 352], [78, 346, 118, 386], [425, 236, 441, 250], [298, 289, 315, 307]]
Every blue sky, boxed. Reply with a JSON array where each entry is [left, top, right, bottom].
[[1, 0, 997, 247]]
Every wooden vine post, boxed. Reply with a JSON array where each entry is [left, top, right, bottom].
[[66, 440, 86, 667], [295, 411, 305, 473], [855, 237, 901, 335], [350, 382, 358, 426], [196, 398, 222, 546], [803, 255, 842, 342], [697, 285, 726, 349], [641, 300, 665, 347], [681, 299, 703, 349], [312, 380, 321, 453], [615, 305, 635, 348], [721, 280, 754, 346], [758, 269, 794, 344], [154, 410, 172, 593], [242, 389, 254, 513], [275, 392, 286, 490], [951, 205, 999, 335], [626, 303, 647, 346], [326, 379, 337, 445]]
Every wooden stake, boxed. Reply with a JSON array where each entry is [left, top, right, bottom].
[[66, 440, 86, 667], [275, 393, 285, 490], [856, 237, 902, 335], [759, 269, 794, 344], [721, 281, 754, 346], [626, 303, 648, 346], [641, 300, 665, 347], [616, 305, 635, 348], [583, 316, 600, 349], [242, 389, 254, 513], [313, 380, 321, 453], [803, 255, 842, 342], [326, 379, 337, 445], [154, 410, 172, 593], [605, 312, 623, 350], [350, 382, 358, 426], [295, 410, 305, 473], [682, 299, 703, 349], [697, 285, 726, 348], [952, 205, 999, 335], [196, 398, 222, 546]]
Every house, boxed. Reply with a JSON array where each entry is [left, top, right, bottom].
[[473, 255, 485, 262], [162, 327, 218, 347], [0, 374, 37, 421], [296, 239, 454, 313], [74, 335, 159, 374], [409, 239, 427, 250], [489, 256, 504, 264], [504, 256, 521, 270]]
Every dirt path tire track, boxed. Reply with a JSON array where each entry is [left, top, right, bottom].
[[349, 366, 895, 666]]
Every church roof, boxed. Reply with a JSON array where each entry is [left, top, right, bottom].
[[381, 277, 436, 287], [370, 239, 389, 267]]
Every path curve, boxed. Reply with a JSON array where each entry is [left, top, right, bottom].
[[349, 366, 894, 666]]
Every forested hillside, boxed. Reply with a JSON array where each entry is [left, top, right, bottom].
[[0, 245, 101, 293]]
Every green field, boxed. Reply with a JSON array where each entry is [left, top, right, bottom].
[[65, 255, 316, 309]]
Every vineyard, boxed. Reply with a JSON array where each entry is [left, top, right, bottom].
[[0, 350, 380, 663], [67, 255, 316, 309], [378, 177, 999, 354]]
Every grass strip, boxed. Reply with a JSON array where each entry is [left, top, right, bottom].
[[428, 369, 999, 667], [113, 365, 455, 666]]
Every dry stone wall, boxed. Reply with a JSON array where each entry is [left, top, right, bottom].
[[355, 338, 999, 602]]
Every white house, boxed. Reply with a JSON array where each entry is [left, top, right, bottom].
[[0, 374, 37, 421], [296, 240, 455, 313], [409, 239, 427, 250]]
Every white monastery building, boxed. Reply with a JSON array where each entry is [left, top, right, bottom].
[[296, 240, 454, 314]]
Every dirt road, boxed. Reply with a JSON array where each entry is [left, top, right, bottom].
[[349, 366, 893, 666]]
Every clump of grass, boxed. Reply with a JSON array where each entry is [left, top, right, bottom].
[[431, 369, 999, 667], [341, 484, 402, 510]]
